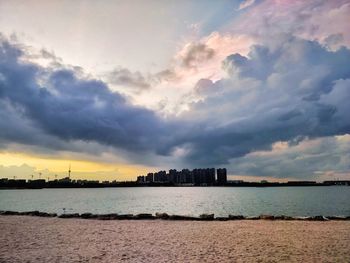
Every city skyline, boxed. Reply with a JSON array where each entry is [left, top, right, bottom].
[[0, 0, 349, 182]]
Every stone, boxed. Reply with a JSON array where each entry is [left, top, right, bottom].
[[2, 211, 19, 215], [259, 215, 275, 220], [29, 211, 41, 216], [48, 213, 57, 217], [293, 216, 311, 220], [116, 214, 134, 220], [228, 215, 245, 220], [38, 212, 52, 217], [169, 215, 198, 220], [155, 212, 169, 219], [199, 214, 215, 220], [58, 213, 80, 218], [97, 214, 118, 220], [133, 213, 155, 219], [274, 215, 293, 220], [18, 211, 34, 216], [80, 213, 97, 219], [309, 215, 329, 221], [245, 216, 260, 220], [326, 216, 345, 220], [215, 217, 229, 221]]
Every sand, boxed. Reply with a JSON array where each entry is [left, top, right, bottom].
[[0, 216, 349, 263]]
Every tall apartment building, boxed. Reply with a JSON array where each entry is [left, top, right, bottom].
[[217, 168, 227, 185]]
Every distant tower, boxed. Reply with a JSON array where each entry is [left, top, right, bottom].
[[68, 164, 71, 179], [55, 174, 58, 180], [39, 172, 42, 179]]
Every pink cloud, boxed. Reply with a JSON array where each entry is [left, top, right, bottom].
[[233, 0, 350, 49], [173, 32, 254, 82], [238, 0, 256, 10]]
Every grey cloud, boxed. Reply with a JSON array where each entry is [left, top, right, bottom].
[[0, 37, 174, 156], [229, 136, 350, 179], [143, 43, 215, 85], [154, 69, 180, 82], [235, 1, 350, 49], [324, 33, 344, 48], [147, 43, 216, 86], [194, 79, 215, 95], [176, 37, 350, 165], [108, 67, 150, 91], [0, 35, 350, 178], [180, 43, 215, 68], [40, 49, 60, 61]]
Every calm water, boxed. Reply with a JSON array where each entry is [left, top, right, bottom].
[[0, 187, 349, 217]]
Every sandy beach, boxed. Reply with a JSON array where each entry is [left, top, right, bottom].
[[0, 216, 349, 263]]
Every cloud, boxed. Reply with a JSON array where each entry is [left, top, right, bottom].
[[173, 32, 254, 80], [153, 69, 180, 83], [107, 67, 150, 91], [0, 33, 349, 179], [324, 34, 344, 49], [177, 43, 215, 68], [238, 0, 255, 10], [194, 79, 215, 96], [229, 135, 350, 179], [153, 32, 254, 83], [176, 37, 350, 166], [0, 36, 173, 158], [139, 32, 255, 114], [234, 0, 350, 49]]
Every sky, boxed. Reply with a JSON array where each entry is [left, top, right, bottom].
[[0, 0, 349, 182]]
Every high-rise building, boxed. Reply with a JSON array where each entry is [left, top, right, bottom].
[[193, 169, 201, 185], [137, 175, 145, 183], [169, 169, 177, 184], [192, 168, 215, 185], [206, 168, 215, 185], [182, 169, 193, 184], [154, 170, 167, 182], [146, 173, 154, 183], [217, 168, 227, 185], [138, 167, 227, 186], [159, 170, 167, 182]]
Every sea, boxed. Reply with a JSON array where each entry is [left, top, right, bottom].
[[0, 186, 349, 217]]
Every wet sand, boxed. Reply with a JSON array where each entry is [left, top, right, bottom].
[[0, 216, 349, 262]]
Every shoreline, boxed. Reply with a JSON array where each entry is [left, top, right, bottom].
[[1, 210, 349, 221], [1, 215, 349, 262], [1, 184, 349, 190]]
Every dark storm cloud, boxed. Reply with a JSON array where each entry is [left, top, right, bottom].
[[177, 37, 350, 165], [0, 36, 350, 172], [0, 37, 173, 154]]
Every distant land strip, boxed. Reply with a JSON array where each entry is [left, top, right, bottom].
[[0, 178, 349, 189]]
